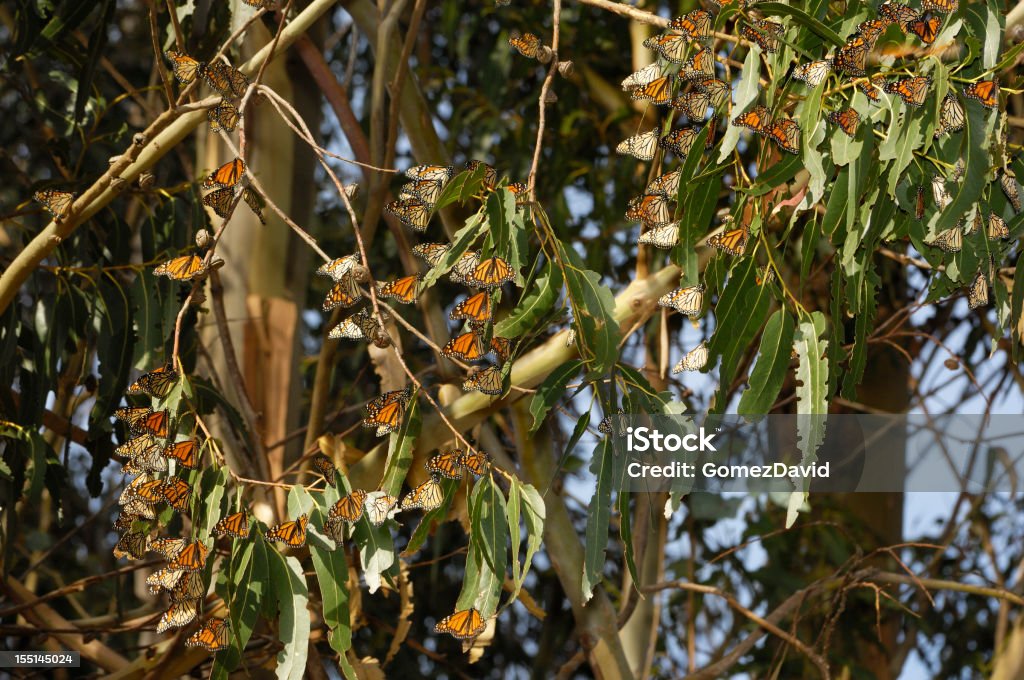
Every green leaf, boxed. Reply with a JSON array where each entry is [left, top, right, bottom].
[[421, 211, 486, 289], [933, 100, 995, 232], [471, 474, 509, 580], [737, 310, 796, 416], [618, 491, 639, 590], [557, 241, 620, 377], [795, 311, 829, 454], [434, 164, 488, 210], [295, 486, 352, 656], [495, 264, 562, 338], [528, 360, 583, 433], [842, 268, 879, 400], [354, 500, 397, 594], [194, 466, 226, 540], [708, 259, 773, 413], [582, 438, 614, 602], [267, 552, 310, 680], [380, 398, 420, 496], [403, 477, 458, 556], [718, 50, 761, 161], [212, 538, 268, 676], [754, 2, 844, 46]]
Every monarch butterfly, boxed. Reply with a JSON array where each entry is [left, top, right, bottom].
[[146, 567, 185, 594], [243, 0, 277, 7], [169, 570, 206, 603], [115, 406, 154, 428], [442, 331, 486, 362], [115, 432, 159, 458], [658, 283, 705, 315], [33, 189, 75, 221], [329, 489, 368, 525], [399, 179, 446, 205], [386, 197, 432, 232], [401, 475, 445, 511], [1000, 170, 1022, 213], [988, 213, 1009, 239], [879, 1, 921, 29], [208, 99, 240, 133], [265, 514, 308, 548], [621, 63, 663, 90], [732, 105, 771, 134], [767, 118, 801, 154], [638, 223, 680, 249], [378, 275, 421, 304], [156, 599, 199, 634], [317, 255, 359, 281], [935, 92, 965, 137], [884, 76, 931, 107], [322, 276, 362, 312], [915, 185, 926, 220], [113, 531, 148, 560], [406, 164, 455, 182], [742, 19, 783, 53], [928, 227, 963, 252], [468, 257, 515, 288], [329, 309, 389, 345], [507, 182, 529, 202], [435, 608, 486, 640], [679, 47, 715, 81], [136, 478, 167, 505], [122, 444, 167, 475], [242, 187, 265, 224], [363, 388, 411, 436], [466, 160, 498, 190], [646, 170, 681, 197], [154, 254, 208, 281], [163, 439, 200, 469], [672, 342, 709, 373], [462, 365, 504, 396], [202, 186, 237, 220], [186, 618, 231, 651], [598, 414, 614, 435], [965, 211, 982, 235], [162, 478, 192, 512], [307, 453, 336, 487], [428, 450, 465, 479], [792, 59, 832, 87], [489, 336, 512, 364], [626, 193, 673, 226], [833, 36, 869, 76], [127, 364, 178, 398], [643, 33, 691, 63], [695, 78, 731, 109], [121, 472, 154, 501], [963, 79, 999, 109], [202, 158, 245, 190], [827, 108, 860, 137], [931, 174, 952, 210], [756, 265, 776, 286], [450, 251, 482, 285], [857, 76, 884, 102], [165, 49, 201, 85], [167, 540, 210, 572], [121, 496, 157, 519], [214, 511, 251, 539], [967, 270, 988, 309], [856, 18, 890, 45], [132, 410, 170, 437], [668, 9, 713, 42], [908, 12, 942, 44], [164, 49, 200, 84], [458, 449, 490, 475], [362, 492, 397, 526], [508, 31, 542, 58], [707, 225, 749, 255], [615, 130, 660, 161], [659, 126, 708, 158], [923, 0, 957, 13], [629, 75, 675, 105], [200, 60, 249, 98], [451, 292, 492, 322], [412, 242, 450, 268], [671, 91, 713, 120]]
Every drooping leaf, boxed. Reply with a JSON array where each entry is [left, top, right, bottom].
[[737, 309, 796, 416]]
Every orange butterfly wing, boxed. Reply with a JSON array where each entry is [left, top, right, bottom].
[[442, 331, 486, 362], [203, 158, 245, 189]]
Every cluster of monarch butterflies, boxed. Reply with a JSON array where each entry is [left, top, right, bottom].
[[164, 49, 249, 135], [110, 363, 232, 646], [200, 156, 265, 225]]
